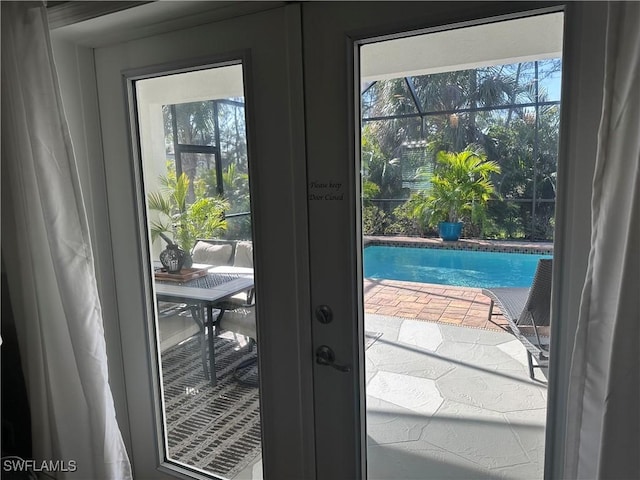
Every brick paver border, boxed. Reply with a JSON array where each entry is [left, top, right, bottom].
[[364, 278, 510, 332]]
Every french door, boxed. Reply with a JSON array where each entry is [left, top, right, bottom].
[[85, 2, 577, 479], [93, 5, 315, 479], [302, 3, 566, 479]]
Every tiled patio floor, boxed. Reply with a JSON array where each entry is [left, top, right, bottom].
[[235, 279, 545, 480], [364, 278, 510, 332], [365, 313, 547, 480], [362, 277, 547, 479]]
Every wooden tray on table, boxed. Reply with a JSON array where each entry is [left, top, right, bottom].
[[154, 267, 209, 282]]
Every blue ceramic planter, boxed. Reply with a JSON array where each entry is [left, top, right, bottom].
[[438, 221, 463, 241]]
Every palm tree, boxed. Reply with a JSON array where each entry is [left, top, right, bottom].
[[361, 124, 402, 198], [163, 101, 216, 202], [221, 163, 249, 210], [412, 148, 501, 229]]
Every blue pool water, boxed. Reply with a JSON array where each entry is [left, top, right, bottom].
[[364, 245, 552, 288]]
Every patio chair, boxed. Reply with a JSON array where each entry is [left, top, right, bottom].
[[482, 258, 552, 380], [215, 294, 258, 386]]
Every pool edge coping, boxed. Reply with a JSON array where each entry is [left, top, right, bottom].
[[363, 235, 553, 255]]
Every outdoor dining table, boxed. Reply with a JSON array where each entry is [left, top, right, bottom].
[[154, 264, 254, 386]]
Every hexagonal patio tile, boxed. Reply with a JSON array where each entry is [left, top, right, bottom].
[[436, 341, 529, 373], [496, 338, 531, 370], [503, 408, 547, 467], [436, 365, 547, 413], [366, 313, 402, 342], [366, 396, 425, 445], [367, 440, 493, 480], [363, 313, 546, 478], [398, 319, 443, 351], [367, 371, 444, 417], [367, 340, 455, 379], [420, 400, 533, 470]]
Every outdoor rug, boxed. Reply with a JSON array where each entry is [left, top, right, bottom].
[[161, 335, 261, 479], [161, 330, 382, 478]]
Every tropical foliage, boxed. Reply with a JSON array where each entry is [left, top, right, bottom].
[[160, 98, 252, 240], [148, 171, 229, 253], [360, 58, 561, 240], [220, 163, 251, 239], [410, 149, 500, 229]]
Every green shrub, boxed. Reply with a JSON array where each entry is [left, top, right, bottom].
[[362, 205, 389, 235]]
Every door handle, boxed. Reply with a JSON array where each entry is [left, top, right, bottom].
[[315, 345, 351, 372]]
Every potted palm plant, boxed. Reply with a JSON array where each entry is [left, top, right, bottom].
[[147, 171, 229, 258], [412, 148, 500, 241]]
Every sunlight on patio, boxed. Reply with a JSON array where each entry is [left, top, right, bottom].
[[365, 312, 546, 480], [232, 282, 547, 480]]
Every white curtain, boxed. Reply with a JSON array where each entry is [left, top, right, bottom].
[[1, 2, 132, 479], [566, 2, 640, 479]]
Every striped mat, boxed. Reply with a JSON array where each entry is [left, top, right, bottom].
[[160, 330, 382, 477], [161, 335, 261, 478]]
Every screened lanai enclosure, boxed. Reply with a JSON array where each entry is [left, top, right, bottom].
[[361, 60, 562, 241], [156, 95, 252, 243], [149, 20, 562, 245], [360, 18, 563, 241]]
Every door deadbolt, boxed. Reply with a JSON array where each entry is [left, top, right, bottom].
[[315, 305, 333, 324]]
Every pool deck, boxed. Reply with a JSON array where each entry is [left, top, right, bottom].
[[237, 238, 552, 480], [362, 236, 553, 331], [364, 278, 510, 331]]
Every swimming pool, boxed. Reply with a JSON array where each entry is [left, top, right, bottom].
[[364, 245, 552, 288]]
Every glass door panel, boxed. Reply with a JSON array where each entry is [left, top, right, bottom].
[[359, 15, 563, 478], [134, 63, 261, 479]]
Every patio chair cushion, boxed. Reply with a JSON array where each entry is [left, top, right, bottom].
[[191, 241, 233, 266], [233, 241, 253, 268], [219, 307, 256, 339]]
